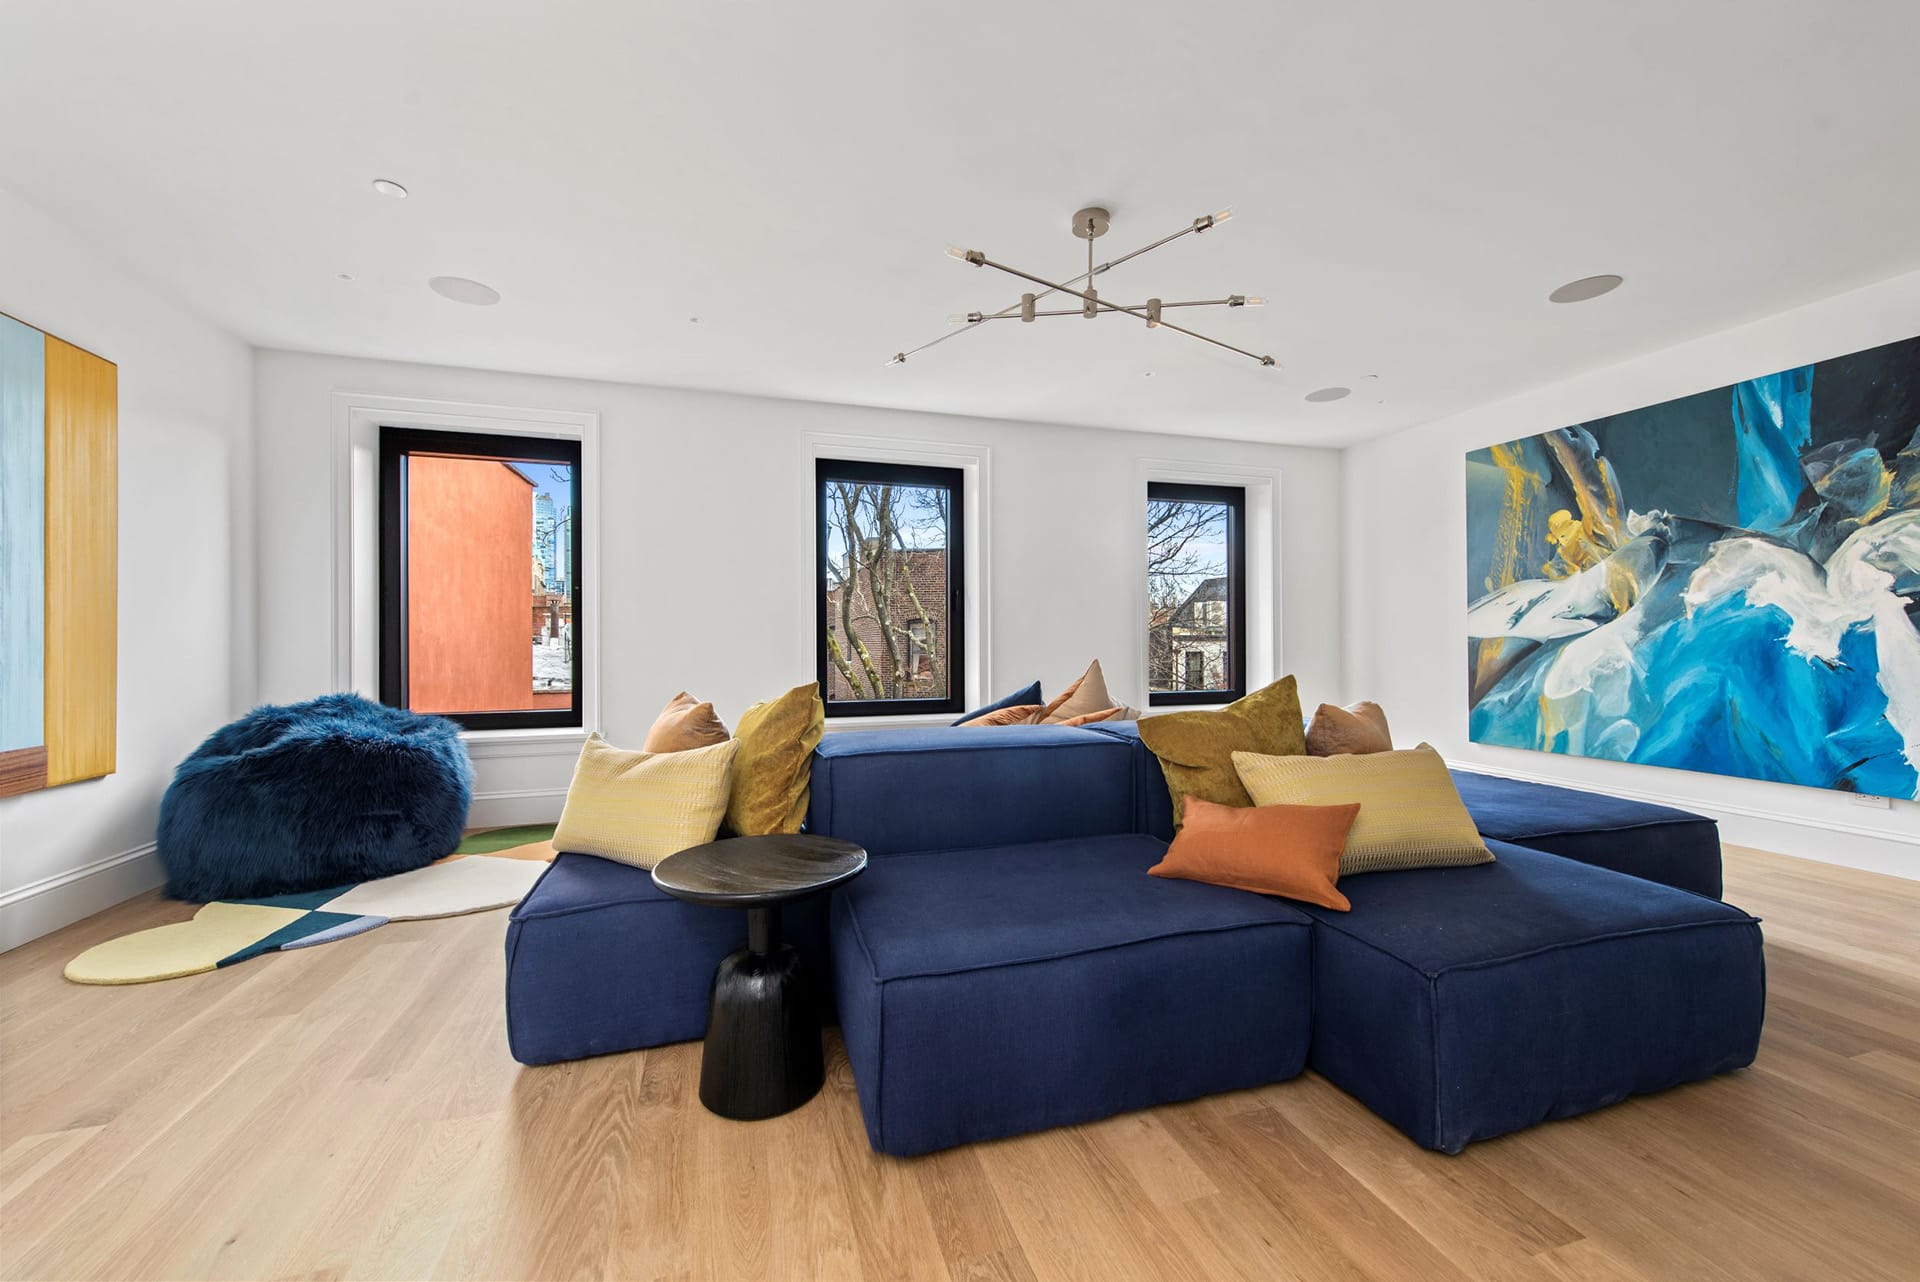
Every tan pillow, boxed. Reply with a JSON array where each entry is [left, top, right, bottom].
[[642, 691, 731, 753], [1231, 743, 1493, 876], [1040, 659, 1116, 724], [1135, 676, 1307, 827], [553, 734, 739, 869], [1306, 701, 1392, 756], [725, 682, 826, 836], [1059, 707, 1122, 727], [959, 704, 1046, 726]]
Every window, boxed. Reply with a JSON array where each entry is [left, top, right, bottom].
[[1147, 481, 1245, 706], [380, 427, 583, 731], [816, 457, 964, 717]]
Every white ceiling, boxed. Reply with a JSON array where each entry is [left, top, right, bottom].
[[2, 1, 1916, 446]]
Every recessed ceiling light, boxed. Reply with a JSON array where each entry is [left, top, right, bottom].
[[428, 275, 500, 306], [371, 178, 409, 199], [336, 273, 353, 281], [1305, 386, 1351, 403], [1143, 371, 1155, 378], [1549, 274, 1624, 304]]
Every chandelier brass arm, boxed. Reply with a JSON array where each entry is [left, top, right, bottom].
[[887, 207, 1276, 369], [968, 253, 1276, 367]]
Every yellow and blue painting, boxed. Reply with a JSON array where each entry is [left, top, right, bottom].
[[1466, 335, 1920, 799]]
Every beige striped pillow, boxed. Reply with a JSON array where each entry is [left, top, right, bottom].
[[554, 734, 740, 869], [1230, 743, 1493, 876]]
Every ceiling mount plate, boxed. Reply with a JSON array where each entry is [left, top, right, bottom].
[[1071, 207, 1111, 240]]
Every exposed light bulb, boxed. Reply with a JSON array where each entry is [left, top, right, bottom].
[[947, 313, 985, 324], [1228, 295, 1266, 308], [946, 245, 968, 259], [1212, 208, 1234, 223]]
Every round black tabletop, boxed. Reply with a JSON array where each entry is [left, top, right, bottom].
[[651, 833, 867, 908]]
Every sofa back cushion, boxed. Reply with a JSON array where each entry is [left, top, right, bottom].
[[807, 726, 1137, 857]]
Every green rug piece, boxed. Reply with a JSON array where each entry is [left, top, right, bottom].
[[455, 823, 558, 855]]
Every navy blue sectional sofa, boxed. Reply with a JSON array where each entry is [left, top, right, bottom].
[[505, 724, 1765, 1157]]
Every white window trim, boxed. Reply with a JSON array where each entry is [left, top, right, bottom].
[[330, 391, 601, 757], [1134, 457, 1281, 713], [801, 430, 991, 731]]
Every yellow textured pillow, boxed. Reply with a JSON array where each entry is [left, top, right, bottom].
[[1231, 743, 1494, 875], [553, 734, 739, 869], [1136, 676, 1307, 827], [725, 682, 826, 835]]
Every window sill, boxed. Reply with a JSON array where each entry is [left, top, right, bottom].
[[461, 727, 590, 759], [823, 713, 958, 733]]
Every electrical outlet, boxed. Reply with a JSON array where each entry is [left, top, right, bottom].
[[1851, 793, 1892, 809]]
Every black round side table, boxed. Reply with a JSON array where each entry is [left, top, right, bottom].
[[651, 833, 867, 1120]]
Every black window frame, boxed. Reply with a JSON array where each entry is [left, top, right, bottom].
[[1148, 480, 1246, 707], [379, 426, 584, 732], [815, 456, 966, 718]]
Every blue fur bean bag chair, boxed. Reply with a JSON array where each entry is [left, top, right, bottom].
[[157, 693, 474, 902]]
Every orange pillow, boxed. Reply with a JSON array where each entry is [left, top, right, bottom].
[[1059, 707, 1121, 727], [959, 704, 1046, 726], [642, 691, 731, 753], [1147, 796, 1358, 910]]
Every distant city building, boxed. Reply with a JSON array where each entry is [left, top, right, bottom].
[[533, 493, 557, 591], [552, 504, 573, 596]]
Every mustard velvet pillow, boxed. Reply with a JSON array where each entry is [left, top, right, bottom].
[[553, 734, 740, 869], [725, 682, 826, 836], [1135, 676, 1308, 827], [1231, 743, 1494, 876]]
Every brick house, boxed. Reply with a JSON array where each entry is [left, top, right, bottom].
[[825, 543, 950, 701]]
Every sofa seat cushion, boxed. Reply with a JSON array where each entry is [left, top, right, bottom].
[[832, 834, 1315, 1155], [504, 852, 829, 1065], [1301, 841, 1765, 1153], [807, 727, 1136, 857], [1450, 769, 1724, 897]]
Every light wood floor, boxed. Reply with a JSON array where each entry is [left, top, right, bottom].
[[2, 844, 1917, 1282]]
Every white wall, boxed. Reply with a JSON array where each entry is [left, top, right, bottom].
[[252, 350, 1346, 819], [1343, 270, 1920, 879], [0, 188, 256, 948]]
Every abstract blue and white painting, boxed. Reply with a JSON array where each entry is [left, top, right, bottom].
[[1465, 335, 1920, 799]]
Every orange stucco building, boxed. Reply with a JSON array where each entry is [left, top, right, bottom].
[[406, 455, 554, 714]]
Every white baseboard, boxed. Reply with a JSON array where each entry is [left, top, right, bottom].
[[0, 789, 571, 955], [0, 843, 165, 953], [468, 787, 568, 829]]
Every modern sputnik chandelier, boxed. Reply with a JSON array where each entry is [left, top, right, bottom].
[[888, 206, 1274, 368]]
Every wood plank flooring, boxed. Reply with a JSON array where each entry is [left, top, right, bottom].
[[2, 844, 1916, 1281]]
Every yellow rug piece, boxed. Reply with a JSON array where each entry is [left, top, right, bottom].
[[64, 903, 308, 985], [476, 837, 558, 862]]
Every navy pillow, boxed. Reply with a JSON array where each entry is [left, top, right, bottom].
[[951, 680, 1043, 726]]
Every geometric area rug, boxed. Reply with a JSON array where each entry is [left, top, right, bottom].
[[63, 824, 557, 986]]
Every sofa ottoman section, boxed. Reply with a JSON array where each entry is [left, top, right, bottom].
[[1450, 769, 1724, 898], [505, 853, 831, 1065], [832, 834, 1315, 1156], [1302, 841, 1764, 1153]]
